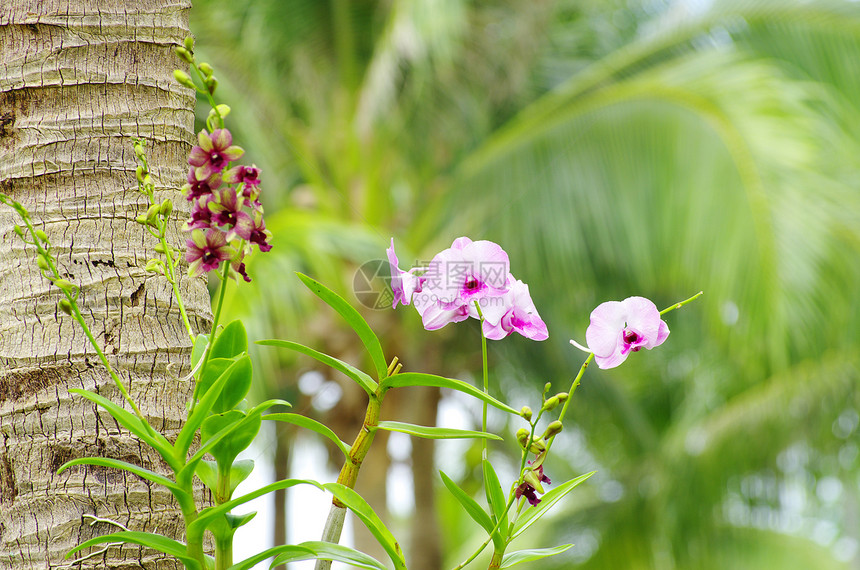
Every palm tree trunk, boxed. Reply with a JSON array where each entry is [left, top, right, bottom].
[[0, 2, 207, 568]]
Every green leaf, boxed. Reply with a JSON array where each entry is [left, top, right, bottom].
[[66, 531, 200, 567], [439, 471, 499, 547], [226, 510, 257, 530], [68, 389, 179, 472], [264, 413, 351, 456], [377, 421, 502, 440], [202, 411, 261, 468], [57, 457, 182, 494], [274, 541, 389, 570], [380, 372, 518, 414], [196, 459, 255, 495], [188, 478, 323, 537], [499, 544, 573, 568], [482, 460, 508, 538], [176, 355, 253, 456], [323, 483, 406, 570], [296, 272, 388, 381], [210, 319, 248, 360], [198, 356, 252, 414], [258, 339, 377, 396], [512, 471, 594, 539]]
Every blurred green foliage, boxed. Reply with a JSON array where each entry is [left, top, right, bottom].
[[191, 0, 860, 568]]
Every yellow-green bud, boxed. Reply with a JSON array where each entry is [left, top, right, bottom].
[[198, 62, 214, 77], [214, 104, 231, 118], [184, 36, 194, 52], [135, 165, 146, 184], [543, 382, 552, 394], [159, 199, 173, 217], [520, 406, 533, 421], [58, 299, 73, 316], [145, 259, 164, 274], [134, 141, 146, 159], [542, 395, 560, 412], [145, 204, 160, 221], [154, 242, 167, 254], [173, 69, 196, 90], [35, 229, 49, 243], [37, 255, 50, 271], [135, 214, 148, 225], [543, 420, 563, 439], [516, 428, 530, 449], [13, 225, 24, 237], [556, 392, 569, 403], [174, 46, 193, 63], [528, 437, 546, 454], [205, 76, 218, 95], [523, 469, 545, 494], [54, 279, 74, 293]]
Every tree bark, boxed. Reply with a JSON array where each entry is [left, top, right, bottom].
[[0, 1, 207, 568]]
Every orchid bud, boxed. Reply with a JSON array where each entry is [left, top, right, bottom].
[[134, 141, 146, 159], [543, 382, 552, 394], [204, 76, 218, 95], [13, 225, 24, 237], [516, 428, 530, 449], [556, 392, 569, 403], [145, 259, 164, 274], [542, 395, 560, 412], [35, 229, 49, 243], [214, 104, 231, 118], [523, 469, 545, 494], [173, 70, 196, 90], [520, 406, 533, 421], [543, 420, 563, 439], [58, 299, 72, 316], [135, 214, 148, 225], [37, 255, 49, 271], [184, 36, 194, 52], [174, 46, 193, 63], [154, 242, 167, 254], [159, 199, 173, 217], [135, 165, 146, 184], [145, 204, 160, 223], [143, 174, 153, 188], [54, 279, 74, 294], [198, 62, 214, 77], [528, 437, 546, 454]]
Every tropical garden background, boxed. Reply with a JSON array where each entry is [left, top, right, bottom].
[[188, 0, 860, 568]]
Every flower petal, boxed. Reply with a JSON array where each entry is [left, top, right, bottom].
[[585, 301, 627, 357]]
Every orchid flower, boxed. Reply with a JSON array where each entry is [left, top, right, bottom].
[[188, 129, 244, 180], [387, 239, 425, 308], [482, 276, 548, 341], [584, 296, 670, 369]]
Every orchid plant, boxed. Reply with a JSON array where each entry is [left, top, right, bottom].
[[0, 36, 702, 570]]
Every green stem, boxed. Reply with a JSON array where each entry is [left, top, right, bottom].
[[190, 260, 230, 413], [473, 301, 490, 460], [660, 291, 704, 316]]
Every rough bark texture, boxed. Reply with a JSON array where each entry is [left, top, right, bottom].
[[0, 1, 208, 568]]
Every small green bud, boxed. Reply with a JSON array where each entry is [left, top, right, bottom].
[[35, 229, 49, 243], [135, 214, 149, 225], [173, 69, 196, 90], [528, 437, 546, 454], [543, 420, 563, 439], [184, 36, 194, 52], [556, 392, 569, 403], [135, 165, 146, 184], [543, 382, 552, 394], [198, 62, 214, 77], [520, 406, 533, 421], [13, 225, 25, 237], [174, 46, 193, 64], [154, 242, 167, 254], [145, 259, 164, 274], [159, 199, 173, 217], [134, 141, 146, 159], [37, 255, 50, 271], [58, 299, 73, 316], [516, 428, 530, 449], [523, 469, 545, 494], [542, 395, 560, 412], [145, 203, 160, 220], [54, 279, 74, 293], [214, 104, 231, 118], [205, 76, 218, 95]]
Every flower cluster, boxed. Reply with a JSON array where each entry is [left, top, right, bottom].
[[388, 237, 548, 341], [183, 128, 271, 281]]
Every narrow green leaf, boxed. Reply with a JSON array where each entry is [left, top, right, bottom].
[[264, 413, 351, 456], [512, 472, 594, 539], [482, 460, 508, 535], [176, 355, 252, 456], [378, 421, 502, 440], [229, 545, 315, 570], [323, 483, 406, 570], [439, 471, 495, 535], [499, 544, 573, 568], [296, 272, 388, 381], [66, 531, 199, 567], [188, 479, 323, 537], [258, 339, 377, 395], [210, 319, 248, 360], [271, 542, 389, 570], [57, 457, 182, 493], [380, 372, 518, 414], [69, 389, 178, 471]]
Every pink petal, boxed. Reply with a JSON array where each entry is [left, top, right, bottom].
[[594, 350, 629, 370], [450, 236, 473, 250], [211, 128, 233, 150], [621, 297, 662, 345], [585, 301, 627, 357], [197, 130, 213, 151]]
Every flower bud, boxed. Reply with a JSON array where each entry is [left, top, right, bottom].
[[198, 62, 214, 77], [174, 46, 193, 63], [37, 255, 50, 271], [159, 199, 173, 217], [516, 428, 530, 449], [13, 225, 24, 237], [143, 174, 153, 188], [542, 395, 560, 412], [528, 437, 546, 454], [58, 299, 73, 316], [184, 36, 194, 52], [135, 214, 149, 225], [214, 104, 231, 118], [145, 259, 164, 274], [543, 420, 563, 439], [173, 70, 196, 90], [134, 141, 146, 159], [35, 229, 49, 243], [519, 406, 533, 421], [54, 279, 75, 294], [543, 382, 552, 394], [135, 165, 146, 184], [523, 469, 545, 494], [556, 392, 569, 403], [205, 76, 218, 95], [154, 242, 167, 254]]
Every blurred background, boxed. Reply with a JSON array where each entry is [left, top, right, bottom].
[[189, 0, 860, 568]]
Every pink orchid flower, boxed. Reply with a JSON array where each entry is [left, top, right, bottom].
[[584, 296, 670, 369], [482, 277, 548, 341], [387, 239, 425, 308]]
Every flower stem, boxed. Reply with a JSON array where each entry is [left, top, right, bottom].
[[190, 260, 230, 413], [660, 291, 704, 316], [474, 301, 490, 460]]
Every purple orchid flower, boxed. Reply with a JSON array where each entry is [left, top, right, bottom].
[[247, 212, 273, 252], [186, 229, 233, 276], [182, 167, 222, 201], [482, 276, 548, 341], [208, 187, 253, 239], [416, 237, 510, 330], [516, 464, 552, 507], [387, 238, 425, 308], [186, 195, 215, 231], [584, 296, 670, 369], [188, 129, 244, 180]]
